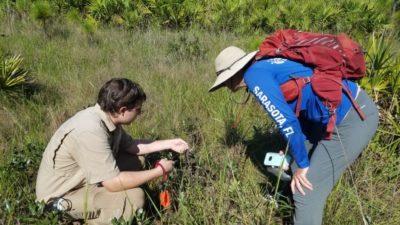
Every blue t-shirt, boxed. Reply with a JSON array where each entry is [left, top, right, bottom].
[[244, 58, 358, 168]]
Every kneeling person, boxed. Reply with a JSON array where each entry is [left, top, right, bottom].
[[36, 78, 189, 224]]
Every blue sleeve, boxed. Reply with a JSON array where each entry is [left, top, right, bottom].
[[244, 67, 310, 168]]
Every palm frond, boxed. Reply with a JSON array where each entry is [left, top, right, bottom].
[[0, 54, 31, 92]]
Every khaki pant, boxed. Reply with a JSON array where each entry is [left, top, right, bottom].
[[64, 151, 146, 225]]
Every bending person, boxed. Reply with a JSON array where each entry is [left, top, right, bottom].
[[209, 46, 378, 225]]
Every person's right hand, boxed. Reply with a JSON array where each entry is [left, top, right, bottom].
[[168, 138, 189, 154], [157, 159, 175, 174], [291, 167, 313, 196]]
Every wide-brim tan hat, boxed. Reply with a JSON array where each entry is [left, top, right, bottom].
[[209, 46, 257, 92]]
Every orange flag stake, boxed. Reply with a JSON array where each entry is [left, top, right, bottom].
[[154, 161, 171, 209], [159, 190, 171, 209]]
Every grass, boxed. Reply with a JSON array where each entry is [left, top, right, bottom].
[[0, 19, 399, 225]]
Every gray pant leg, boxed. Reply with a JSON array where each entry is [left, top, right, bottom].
[[292, 90, 379, 225]]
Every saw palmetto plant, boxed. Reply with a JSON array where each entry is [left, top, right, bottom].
[[0, 54, 31, 93]]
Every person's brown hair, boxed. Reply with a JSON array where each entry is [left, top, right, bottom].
[[97, 78, 146, 113]]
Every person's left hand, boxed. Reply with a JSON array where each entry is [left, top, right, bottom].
[[291, 167, 313, 196], [278, 150, 290, 171], [168, 138, 189, 154]]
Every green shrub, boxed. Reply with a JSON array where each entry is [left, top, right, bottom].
[[362, 32, 399, 107], [65, 8, 82, 24], [88, 0, 131, 23], [1, 0, 399, 36], [0, 54, 32, 95], [0, 141, 62, 224], [64, 0, 91, 12], [82, 15, 98, 34], [31, 0, 54, 36]]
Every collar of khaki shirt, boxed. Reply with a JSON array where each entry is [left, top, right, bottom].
[[94, 104, 117, 132]]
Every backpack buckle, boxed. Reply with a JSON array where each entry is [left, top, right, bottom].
[[302, 77, 311, 84], [327, 105, 336, 116]]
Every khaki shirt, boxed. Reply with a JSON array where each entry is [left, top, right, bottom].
[[36, 104, 134, 202]]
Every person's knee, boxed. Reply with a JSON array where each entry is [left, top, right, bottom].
[[293, 190, 326, 225], [119, 188, 145, 220], [125, 187, 145, 210], [294, 210, 323, 225], [90, 188, 145, 224]]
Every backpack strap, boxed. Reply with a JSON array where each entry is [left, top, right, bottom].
[[321, 76, 366, 121], [293, 77, 311, 116], [324, 80, 366, 140], [280, 76, 311, 116], [325, 105, 337, 140], [342, 85, 366, 120]]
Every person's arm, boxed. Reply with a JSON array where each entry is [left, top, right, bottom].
[[244, 67, 309, 168], [125, 138, 189, 155], [244, 63, 313, 195], [102, 159, 174, 192]]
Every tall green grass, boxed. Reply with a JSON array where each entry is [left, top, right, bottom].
[[0, 10, 399, 225]]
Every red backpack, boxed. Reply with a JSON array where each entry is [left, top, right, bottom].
[[255, 29, 366, 139]]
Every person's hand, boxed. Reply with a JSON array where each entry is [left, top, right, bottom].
[[291, 167, 313, 196], [168, 138, 189, 154], [157, 159, 175, 174], [278, 150, 289, 171]]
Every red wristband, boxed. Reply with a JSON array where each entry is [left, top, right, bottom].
[[154, 161, 167, 181]]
